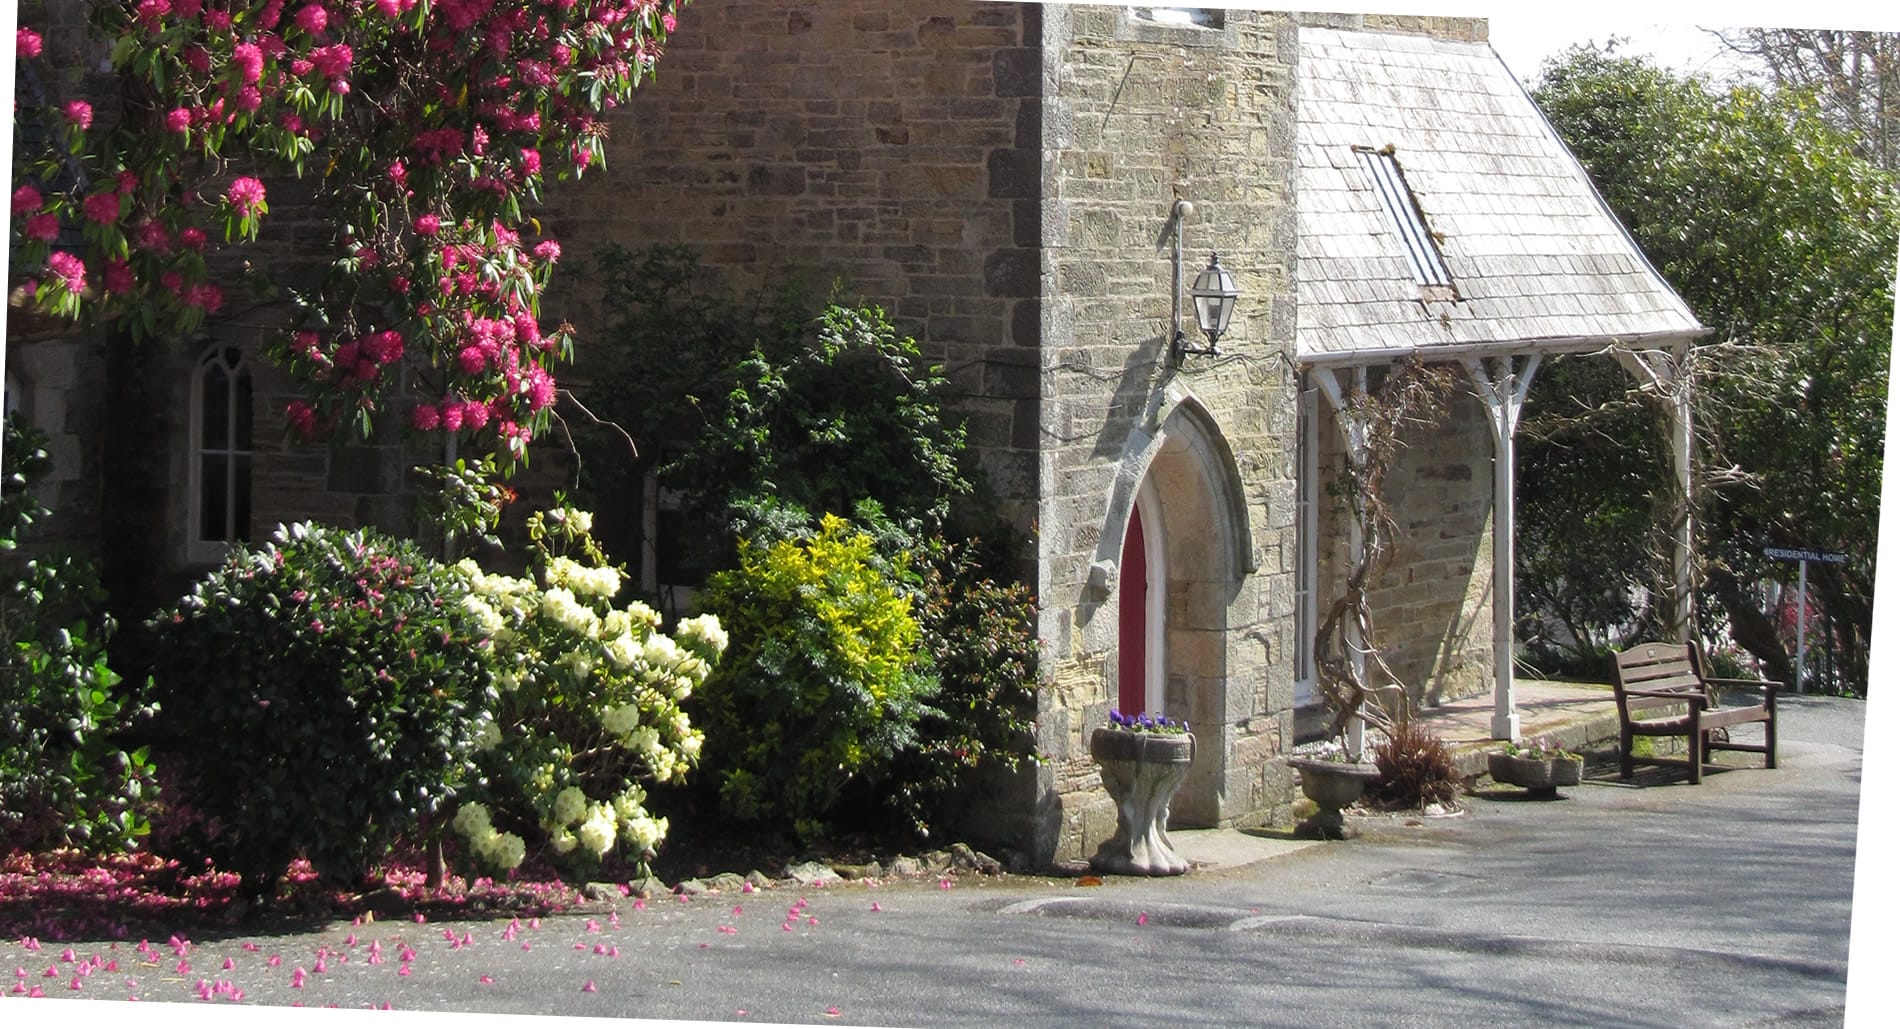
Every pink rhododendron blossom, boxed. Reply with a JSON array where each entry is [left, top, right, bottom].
[[166, 107, 192, 133], [664, 14, 678, 32], [363, 330, 404, 365], [184, 283, 223, 312], [103, 260, 134, 294], [47, 251, 87, 293], [63, 100, 93, 129], [521, 149, 542, 176], [24, 214, 59, 242], [411, 403, 440, 432], [83, 192, 121, 225], [11, 184, 43, 216], [231, 42, 264, 84], [414, 213, 440, 237], [179, 227, 207, 251], [17, 27, 43, 60], [204, 9, 231, 30], [461, 401, 490, 430], [533, 240, 561, 264], [294, 4, 328, 35], [134, 0, 171, 29], [175, 0, 202, 19], [441, 402, 465, 432], [117, 170, 139, 194], [457, 346, 487, 375], [235, 86, 263, 112], [286, 401, 317, 438], [136, 221, 172, 254], [311, 44, 352, 79], [227, 177, 267, 216]]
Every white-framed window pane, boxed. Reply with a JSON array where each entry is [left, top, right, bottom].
[[193, 346, 253, 548]]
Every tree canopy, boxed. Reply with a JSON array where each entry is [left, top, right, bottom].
[[1525, 44, 1898, 691]]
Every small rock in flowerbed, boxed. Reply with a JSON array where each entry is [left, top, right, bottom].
[[583, 882, 626, 903], [919, 850, 956, 873], [674, 879, 711, 897], [949, 844, 1003, 875], [782, 861, 844, 887], [833, 862, 883, 881], [886, 856, 924, 877], [703, 872, 748, 893], [627, 875, 668, 900], [744, 870, 774, 890]]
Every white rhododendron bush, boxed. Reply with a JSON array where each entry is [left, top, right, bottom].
[[448, 506, 724, 874]]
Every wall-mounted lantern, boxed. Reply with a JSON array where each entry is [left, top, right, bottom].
[[1168, 196, 1240, 364]]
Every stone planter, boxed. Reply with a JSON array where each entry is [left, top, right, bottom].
[[1488, 752, 1585, 797], [1288, 758, 1380, 839], [1088, 728, 1195, 876]]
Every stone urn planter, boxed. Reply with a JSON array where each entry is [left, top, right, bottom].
[[1088, 727, 1195, 876], [1488, 751, 1585, 798], [1287, 758, 1380, 839]]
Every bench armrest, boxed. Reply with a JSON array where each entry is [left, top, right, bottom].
[[1620, 688, 1707, 708], [1704, 677, 1782, 691]]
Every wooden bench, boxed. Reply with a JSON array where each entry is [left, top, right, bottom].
[[1610, 642, 1779, 784]]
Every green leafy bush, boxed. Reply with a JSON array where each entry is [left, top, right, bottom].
[[150, 522, 492, 889], [1, 414, 160, 853], [887, 534, 1038, 838], [582, 245, 969, 574], [695, 513, 933, 838], [446, 505, 721, 876]]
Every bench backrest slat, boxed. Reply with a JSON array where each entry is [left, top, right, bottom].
[[1612, 642, 1716, 712]]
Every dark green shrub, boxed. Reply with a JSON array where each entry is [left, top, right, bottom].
[[151, 522, 493, 889], [1, 414, 160, 853], [695, 514, 933, 839], [886, 534, 1038, 838]]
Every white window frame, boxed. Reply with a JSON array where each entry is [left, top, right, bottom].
[[187, 344, 253, 564], [1295, 383, 1319, 708]]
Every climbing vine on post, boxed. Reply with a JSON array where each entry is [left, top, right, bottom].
[[1311, 358, 1456, 754]]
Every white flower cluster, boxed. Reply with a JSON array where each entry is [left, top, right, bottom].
[[451, 802, 527, 871], [545, 555, 623, 600], [600, 702, 641, 736], [676, 613, 729, 657], [540, 587, 601, 638]]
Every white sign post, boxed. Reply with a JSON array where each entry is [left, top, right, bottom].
[[1763, 547, 1850, 693]]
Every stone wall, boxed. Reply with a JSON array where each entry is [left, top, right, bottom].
[[1032, 5, 1302, 865], [541, 0, 1044, 539]]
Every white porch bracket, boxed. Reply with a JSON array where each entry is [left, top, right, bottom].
[[1614, 345, 1696, 644], [1462, 353, 1541, 741]]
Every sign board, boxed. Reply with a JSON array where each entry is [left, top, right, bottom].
[[1763, 547, 1849, 565]]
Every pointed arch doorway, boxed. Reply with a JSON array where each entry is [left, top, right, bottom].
[[1107, 398, 1254, 828]]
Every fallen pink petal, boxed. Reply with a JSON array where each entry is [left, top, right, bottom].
[[581, 980, 597, 993]]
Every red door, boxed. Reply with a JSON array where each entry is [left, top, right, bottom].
[[1118, 505, 1147, 717]]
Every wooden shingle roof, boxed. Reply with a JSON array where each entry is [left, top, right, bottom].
[[1295, 28, 1705, 363]]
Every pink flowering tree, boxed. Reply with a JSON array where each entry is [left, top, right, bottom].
[[10, 0, 687, 466]]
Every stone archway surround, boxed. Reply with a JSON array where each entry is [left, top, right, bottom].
[[1102, 396, 1259, 828]]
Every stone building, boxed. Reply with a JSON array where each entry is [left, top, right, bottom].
[[5, 4, 1701, 869]]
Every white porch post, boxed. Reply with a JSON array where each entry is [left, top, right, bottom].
[[1462, 354, 1540, 741], [1615, 344, 1695, 642]]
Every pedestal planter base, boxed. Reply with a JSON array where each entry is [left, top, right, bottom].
[[1289, 758, 1380, 840], [1089, 729, 1194, 876], [1488, 752, 1585, 798]]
